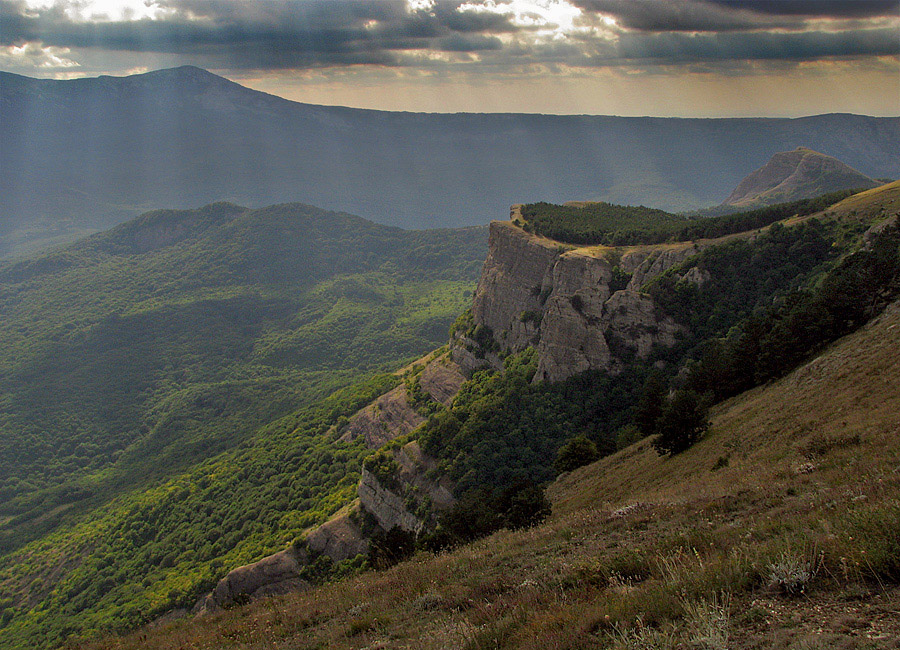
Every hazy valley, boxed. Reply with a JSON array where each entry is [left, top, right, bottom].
[[3, 67, 899, 257]]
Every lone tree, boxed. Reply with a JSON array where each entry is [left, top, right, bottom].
[[633, 371, 667, 437], [652, 389, 710, 456]]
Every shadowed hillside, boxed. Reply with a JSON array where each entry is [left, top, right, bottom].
[[0, 202, 485, 551], [3, 66, 899, 256], [722, 147, 879, 208]]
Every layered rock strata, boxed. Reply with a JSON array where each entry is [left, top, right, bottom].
[[358, 441, 455, 534], [458, 219, 698, 383], [199, 504, 367, 611]]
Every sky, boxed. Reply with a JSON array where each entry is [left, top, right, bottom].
[[1, 0, 898, 116]]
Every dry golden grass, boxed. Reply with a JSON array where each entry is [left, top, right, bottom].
[[78, 302, 900, 650]]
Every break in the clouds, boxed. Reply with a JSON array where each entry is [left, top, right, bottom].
[[0, 0, 897, 115]]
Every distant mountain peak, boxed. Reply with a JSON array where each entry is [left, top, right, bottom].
[[722, 147, 878, 208]]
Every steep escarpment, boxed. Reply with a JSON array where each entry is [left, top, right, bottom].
[[358, 441, 455, 534], [198, 355, 463, 611], [457, 219, 697, 382]]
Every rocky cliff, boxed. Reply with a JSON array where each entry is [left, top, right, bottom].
[[456, 218, 695, 382], [358, 441, 455, 534], [198, 503, 367, 611], [197, 356, 464, 613]]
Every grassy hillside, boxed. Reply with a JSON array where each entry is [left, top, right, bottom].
[[77, 298, 900, 650], [0, 202, 484, 520], [0, 202, 486, 647]]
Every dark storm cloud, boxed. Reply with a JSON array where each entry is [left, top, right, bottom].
[[705, 1, 899, 18], [0, 0, 897, 73], [573, 0, 899, 32], [601, 26, 900, 65]]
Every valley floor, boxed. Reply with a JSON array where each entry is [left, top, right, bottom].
[[78, 302, 900, 649]]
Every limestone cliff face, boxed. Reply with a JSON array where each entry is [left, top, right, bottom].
[[358, 467, 423, 533], [472, 221, 561, 352], [458, 218, 696, 383], [196, 356, 464, 616], [627, 246, 699, 292], [208, 548, 308, 610], [339, 385, 425, 448], [357, 441, 455, 534], [339, 355, 466, 447]]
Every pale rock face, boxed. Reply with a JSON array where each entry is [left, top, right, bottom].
[[450, 332, 503, 376], [339, 385, 424, 448], [603, 290, 683, 358], [534, 252, 613, 383], [358, 467, 424, 533], [201, 504, 368, 612], [465, 220, 696, 383], [680, 266, 711, 287], [418, 356, 467, 405], [357, 441, 455, 533], [210, 548, 308, 609], [306, 509, 368, 561], [627, 245, 699, 292], [472, 221, 561, 351], [620, 250, 650, 273], [395, 441, 456, 510]]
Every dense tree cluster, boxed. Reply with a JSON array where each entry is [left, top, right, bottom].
[[683, 222, 900, 402], [519, 189, 863, 247]]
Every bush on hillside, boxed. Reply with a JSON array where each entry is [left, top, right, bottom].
[[367, 527, 416, 570], [420, 480, 551, 551], [554, 435, 600, 473]]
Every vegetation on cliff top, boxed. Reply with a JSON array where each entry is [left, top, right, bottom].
[[519, 189, 864, 246]]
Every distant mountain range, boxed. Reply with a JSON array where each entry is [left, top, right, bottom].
[[2, 66, 899, 256], [722, 147, 880, 208]]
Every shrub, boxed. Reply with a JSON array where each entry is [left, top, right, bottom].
[[652, 390, 710, 456], [767, 551, 818, 595], [554, 435, 600, 473]]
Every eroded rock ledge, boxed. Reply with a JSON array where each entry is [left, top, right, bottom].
[[358, 441, 455, 534]]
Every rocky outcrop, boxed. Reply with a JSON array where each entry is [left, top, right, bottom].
[[604, 290, 682, 358], [533, 252, 613, 382], [472, 221, 562, 352], [460, 217, 694, 383], [209, 548, 308, 609], [627, 245, 699, 291], [339, 385, 425, 448], [864, 214, 899, 250], [358, 467, 424, 533], [418, 356, 467, 406], [358, 441, 454, 533], [199, 504, 367, 612], [450, 333, 504, 376], [306, 506, 369, 560]]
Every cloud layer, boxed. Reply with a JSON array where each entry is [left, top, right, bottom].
[[1, 0, 897, 75]]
